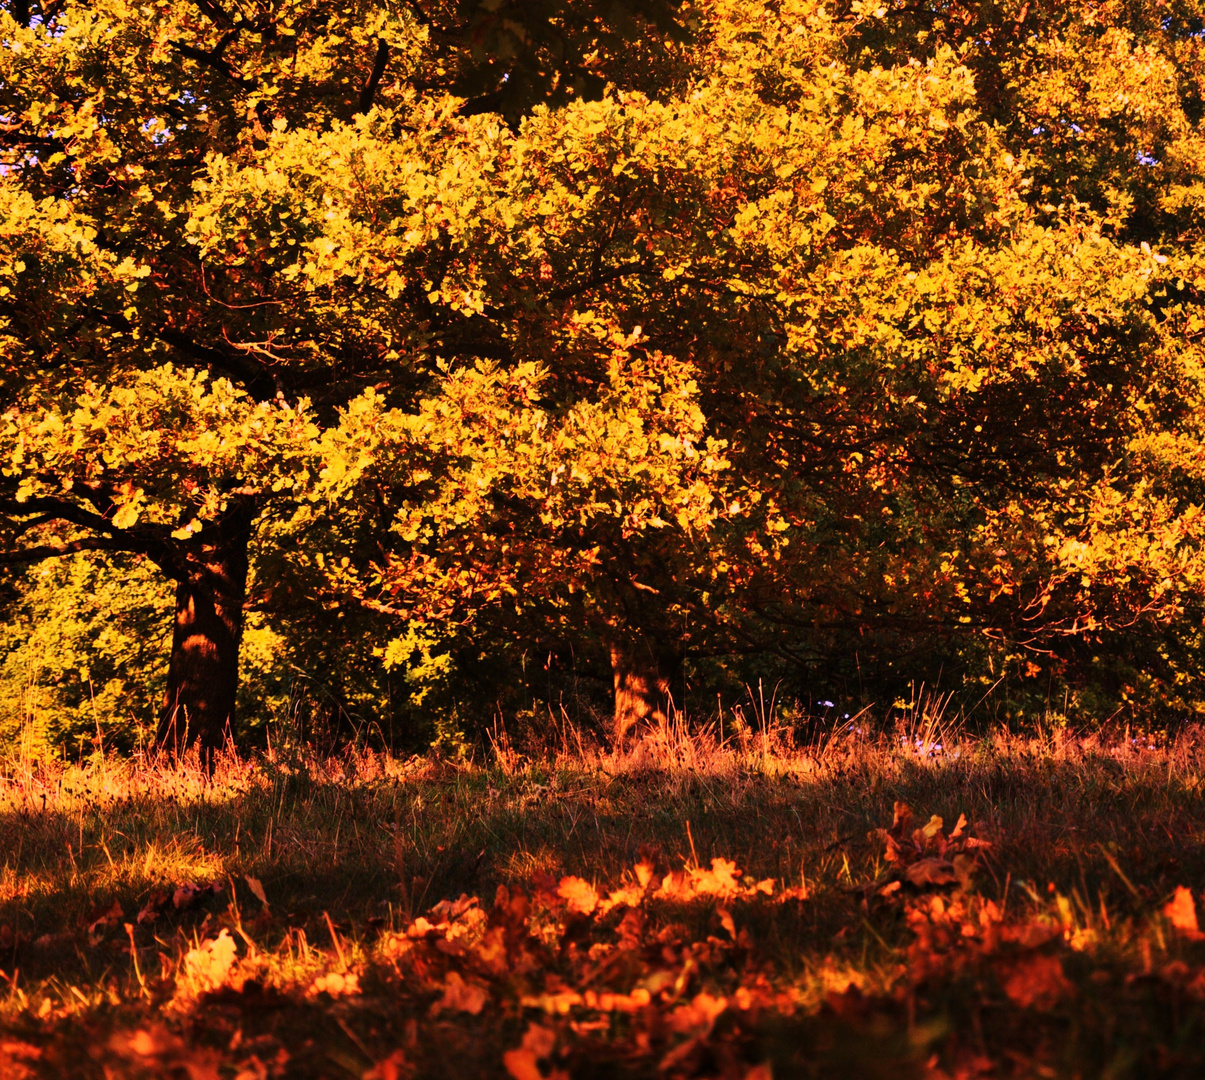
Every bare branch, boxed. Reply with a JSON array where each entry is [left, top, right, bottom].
[[174, 41, 255, 88], [357, 39, 390, 114]]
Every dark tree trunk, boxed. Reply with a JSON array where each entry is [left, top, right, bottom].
[[156, 502, 254, 764], [609, 635, 682, 743]]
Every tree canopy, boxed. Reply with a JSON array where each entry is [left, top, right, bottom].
[[6, 0, 1205, 754]]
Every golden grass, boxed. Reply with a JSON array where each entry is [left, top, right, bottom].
[[1, 721, 1205, 1077]]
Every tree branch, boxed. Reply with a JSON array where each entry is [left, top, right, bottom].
[[357, 39, 390, 114], [0, 537, 130, 565], [547, 259, 648, 302], [3, 495, 121, 537], [157, 328, 281, 402], [174, 41, 255, 88]]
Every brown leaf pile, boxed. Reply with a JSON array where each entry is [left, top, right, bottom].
[[367, 858, 806, 1078]]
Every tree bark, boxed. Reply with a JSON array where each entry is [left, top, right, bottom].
[[609, 635, 681, 743], [156, 502, 253, 764]]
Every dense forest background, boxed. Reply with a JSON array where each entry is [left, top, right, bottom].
[[6, 0, 1205, 757]]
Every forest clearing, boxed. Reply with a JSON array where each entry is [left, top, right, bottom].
[[3, 720, 1205, 1078], [9, 0, 1205, 1075]]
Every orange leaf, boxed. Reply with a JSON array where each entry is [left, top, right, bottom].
[[504, 1024, 557, 1080], [0, 1040, 42, 1080], [502, 1048, 543, 1080], [999, 952, 1073, 1009], [1164, 886, 1202, 938], [667, 992, 728, 1035], [692, 858, 743, 897], [557, 875, 599, 915], [364, 1050, 408, 1080], [431, 971, 488, 1016]]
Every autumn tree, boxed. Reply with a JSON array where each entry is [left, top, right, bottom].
[[0, 0, 692, 755], [294, 0, 1205, 728], [6, 0, 1205, 753]]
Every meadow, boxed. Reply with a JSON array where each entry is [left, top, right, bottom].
[[2, 711, 1205, 1079]]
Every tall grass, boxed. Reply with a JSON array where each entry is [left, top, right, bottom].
[[2, 714, 1205, 1077]]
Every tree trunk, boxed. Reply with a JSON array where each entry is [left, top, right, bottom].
[[609, 635, 681, 744], [156, 502, 253, 764]]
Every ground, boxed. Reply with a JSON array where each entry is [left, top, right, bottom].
[[2, 720, 1205, 1078]]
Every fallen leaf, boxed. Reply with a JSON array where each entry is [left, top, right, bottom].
[[364, 1050, 408, 1080], [502, 1048, 543, 1080], [109, 1027, 221, 1080], [1163, 886, 1202, 939], [667, 992, 728, 1035], [920, 814, 945, 841], [0, 1039, 42, 1080], [136, 890, 170, 925], [86, 901, 123, 939], [557, 876, 599, 915], [244, 876, 269, 909], [431, 971, 488, 1015], [503, 1023, 558, 1080], [999, 952, 1073, 1009], [691, 858, 744, 897], [173, 882, 221, 911], [904, 858, 959, 888], [174, 930, 239, 1002]]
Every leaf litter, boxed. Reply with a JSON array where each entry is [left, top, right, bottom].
[[6, 749, 1205, 1079], [4, 799, 1205, 1080]]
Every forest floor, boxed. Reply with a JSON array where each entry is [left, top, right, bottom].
[[2, 716, 1205, 1079]]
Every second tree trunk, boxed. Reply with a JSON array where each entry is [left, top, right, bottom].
[[610, 636, 681, 743]]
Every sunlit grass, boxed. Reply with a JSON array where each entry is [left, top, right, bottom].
[[2, 721, 1205, 1076]]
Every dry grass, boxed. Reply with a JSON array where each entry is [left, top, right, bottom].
[[2, 718, 1205, 1077]]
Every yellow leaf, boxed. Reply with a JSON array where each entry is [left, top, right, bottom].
[[112, 502, 140, 529]]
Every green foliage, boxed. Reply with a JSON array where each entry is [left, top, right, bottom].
[[0, 553, 171, 755]]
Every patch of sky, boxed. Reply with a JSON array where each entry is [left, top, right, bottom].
[[141, 119, 172, 147]]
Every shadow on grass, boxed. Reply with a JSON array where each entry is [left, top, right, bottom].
[[2, 737, 1205, 1077]]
